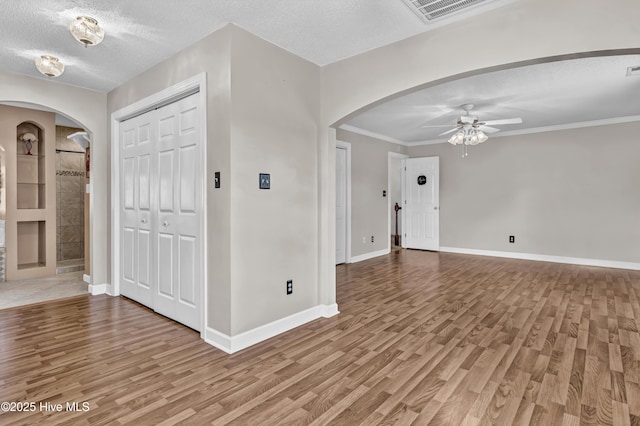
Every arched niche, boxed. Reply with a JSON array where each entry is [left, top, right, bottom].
[[16, 120, 45, 209]]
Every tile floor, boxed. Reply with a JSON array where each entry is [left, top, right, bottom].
[[0, 271, 87, 310]]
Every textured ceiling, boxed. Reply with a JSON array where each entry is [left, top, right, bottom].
[[0, 0, 460, 92], [344, 54, 640, 144], [3, 1, 637, 142]]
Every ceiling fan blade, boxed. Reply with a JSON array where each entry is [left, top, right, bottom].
[[479, 125, 500, 133], [481, 117, 522, 126], [438, 127, 460, 136], [421, 124, 458, 128]]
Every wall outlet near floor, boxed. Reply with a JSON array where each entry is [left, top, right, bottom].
[[286, 280, 293, 295], [509, 235, 515, 243], [371, 235, 374, 243]]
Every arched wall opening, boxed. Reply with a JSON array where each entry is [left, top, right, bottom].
[[320, 47, 640, 310], [332, 49, 640, 129], [0, 71, 108, 289], [0, 100, 93, 282]]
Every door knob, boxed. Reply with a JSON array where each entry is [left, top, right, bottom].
[[434, 206, 438, 210], [162, 221, 169, 227], [141, 218, 147, 224]]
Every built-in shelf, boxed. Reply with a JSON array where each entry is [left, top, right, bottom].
[[17, 220, 46, 270], [15, 121, 47, 272], [16, 128, 45, 209], [3, 109, 56, 280], [17, 262, 46, 270]]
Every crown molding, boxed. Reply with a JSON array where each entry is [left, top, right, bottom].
[[338, 124, 410, 146], [342, 115, 640, 148], [406, 115, 640, 147]]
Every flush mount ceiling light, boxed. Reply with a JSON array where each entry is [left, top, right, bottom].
[[69, 16, 105, 47], [35, 55, 65, 77]]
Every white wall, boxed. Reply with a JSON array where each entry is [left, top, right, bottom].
[[0, 71, 108, 286], [409, 122, 640, 263]]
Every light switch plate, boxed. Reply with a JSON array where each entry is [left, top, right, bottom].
[[259, 173, 270, 189]]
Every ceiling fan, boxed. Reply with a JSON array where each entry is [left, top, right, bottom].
[[423, 103, 522, 157]]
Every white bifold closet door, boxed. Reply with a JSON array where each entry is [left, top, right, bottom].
[[119, 93, 202, 331]]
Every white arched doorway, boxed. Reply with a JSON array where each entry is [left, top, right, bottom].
[[321, 43, 640, 309], [0, 70, 108, 301]]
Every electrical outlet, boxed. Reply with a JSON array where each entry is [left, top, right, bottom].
[[286, 280, 293, 295], [509, 235, 515, 243], [371, 235, 374, 243]]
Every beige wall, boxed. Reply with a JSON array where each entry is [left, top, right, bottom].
[[0, 71, 107, 285], [336, 129, 406, 257], [108, 25, 322, 336], [229, 29, 321, 334], [409, 122, 640, 263]]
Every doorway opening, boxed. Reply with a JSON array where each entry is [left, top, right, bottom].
[[55, 126, 89, 275], [388, 152, 408, 251], [0, 102, 92, 308], [336, 140, 351, 264]]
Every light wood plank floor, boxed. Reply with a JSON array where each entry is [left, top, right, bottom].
[[1, 250, 640, 425]]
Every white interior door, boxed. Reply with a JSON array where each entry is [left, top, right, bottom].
[[153, 94, 202, 331], [120, 110, 155, 307], [119, 93, 202, 331], [336, 146, 347, 264], [403, 157, 439, 251]]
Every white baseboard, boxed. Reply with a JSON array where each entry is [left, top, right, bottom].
[[83, 274, 90, 284], [440, 246, 640, 271], [320, 303, 340, 318], [205, 328, 233, 354], [205, 303, 340, 354], [350, 248, 391, 263], [88, 283, 111, 295]]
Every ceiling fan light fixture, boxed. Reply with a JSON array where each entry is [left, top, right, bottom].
[[468, 129, 488, 145], [70, 16, 105, 47], [448, 130, 465, 145], [35, 55, 64, 77], [468, 132, 479, 145], [477, 130, 488, 143]]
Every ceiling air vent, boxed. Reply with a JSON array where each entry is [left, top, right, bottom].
[[627, 66, 640, 77], [402, 0, 502, 22]]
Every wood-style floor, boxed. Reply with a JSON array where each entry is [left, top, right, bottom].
[[1, 250, 640, 425]]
